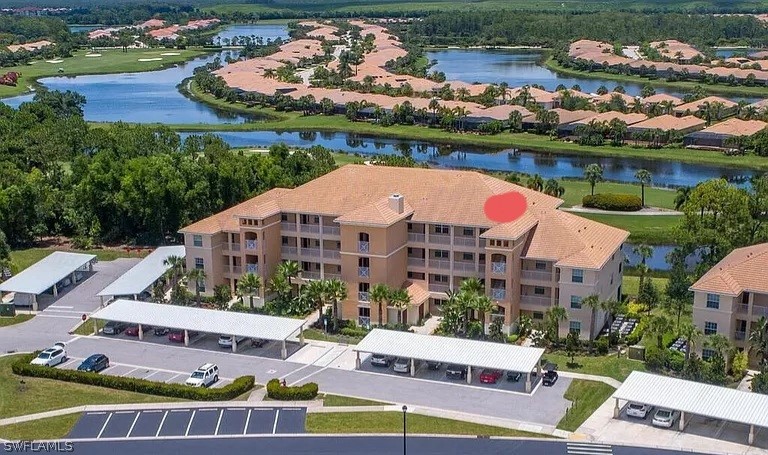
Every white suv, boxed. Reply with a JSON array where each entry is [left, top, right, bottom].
[[185, 363, 219, 387], [31, 345, 67, 367]]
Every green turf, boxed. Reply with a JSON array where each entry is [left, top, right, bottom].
[[559, 180, 676, 209], [72, 319, 103, 336], [0, 413, 81, 441], [0, 314, 34, 328], [302, 328, 362, 344], [622, 275, 670, 298], [10, 247, 147, 272], [577, 213, 681, 245], [321, 394, 389, 406], [557, 380, 616, 432], [543, 353, 646, 382]]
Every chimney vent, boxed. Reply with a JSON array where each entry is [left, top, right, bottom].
[[389, 193, 405, 214]]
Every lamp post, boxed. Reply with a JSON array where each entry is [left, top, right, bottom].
[[402, 405, 408, 455]]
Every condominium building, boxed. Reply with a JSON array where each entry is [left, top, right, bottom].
[[691, 243, 768, 360], [179, 165, 628, 339]]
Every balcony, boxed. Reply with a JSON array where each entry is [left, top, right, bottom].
[[454, 262, 478, 273], [490, 288, 506, 300], [521, 270, 552, 281], [230, 265, 242, 275], [520, 295, 551, 306], [358, 241, 370, 253], [300, 247, 321, 258], [300, 224, 320, 234], [430, 234, 451, 245], [322, 225, 340, 236], [737, 303, 749, 314], [245, 263, 259, 274], [735, 330, 747, 341], [755, 306, 768, 318], [408, 233, 425, 243], [491, 262, 507, 274], [325, 272, 342, 280], [358, 266, 370, 278], [244, 239, 257, 250], [281, 246, 298, 256], [358, 316, 371, 328], [479, 239, 487, 248], [323, 250, 341, 259], [431, 259, 451, 270], [223, 243, 241, 253], [428, 283, 450, 293], [358, 291, 370, 302], [281, 221, 297, 232], [302, 271, 321, 280], [454, 237, 476, 247], [407, 257, 425, 268]]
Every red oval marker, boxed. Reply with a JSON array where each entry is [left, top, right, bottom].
[[484, 191, 527, 223]]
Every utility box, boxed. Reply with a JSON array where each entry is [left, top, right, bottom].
[[628, 345, 646, 361], [0, 303, 16, 317]]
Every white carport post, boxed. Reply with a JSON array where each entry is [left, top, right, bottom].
[[133, 294, 138, 300], [613, 398, 620, 418], [232, 336, 237, 353], [31, 294, 38, 312], [138, 324, 143, 340], [92, 318, 98, 335], [355, 351, 361, 369], [525, 372, 532, 393], [281, 339, 287, 359], [410, 358, 415, 377], [299, 326, 305, 345], [52, 284, 58, 298], [749, 425, 755, 445], [184, 329, 189, 346], [679, 411, 687, 431], [466, 366, 472, 384]]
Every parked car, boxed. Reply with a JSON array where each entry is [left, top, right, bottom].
[[77, 354, 109, 372], [124, 324, 151, 336], [479, 369, 503, 384], [185, 363, 219, 387], [507, 371, 522, 382], [393, 357, 412, 374], [168, 330, 198, 343], [250, 338, 267, 348], [218, 335, 246, 348], [626, 403, 653, 419], [542, 370, 559, 386], [30, 346, 67, 367], [426, 361, 442, 370], [102, 321, 127, 335], [445, 364, 467, 379], [370, 354, 395, 367], [652, 409, 679, 428], [153, 327, 169, 336]]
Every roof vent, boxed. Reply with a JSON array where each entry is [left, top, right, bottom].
[[389, 193, 405, 214]]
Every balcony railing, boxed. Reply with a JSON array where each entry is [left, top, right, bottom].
[[407, 257, 425, 267], [300, 247, 321, 258], [520, 295, 551, 306], [491, 262, 507, 274], [245, 263, 259, 274], [408, 232, 425, 243], [754, 306, 768, 318], [358, 316, 371, 329], [322, 225, 340, 236], [453, 261, 478, 273], [490, 288, 506, 300], [325, 272, 342, 280], [302, 271, 321, 280], [428, 283, 450, 293], [230, 265, 242, 275], [737, 303, 749, 314], [244, 239, 257, 250], [300, 224, 320, 234], [358, 291, 370, 302], [431, 259, 451, 270], [521, 270, 552, 281], [281, 246, 298, 256], [358, 266, 370, 278], [229, 242, 242, 252], [735, 330, 747, 341], [281, 221, 297, 232], [453, 237, 476, 247], [358, 241, 370, 253], [479, 239, 487, 248], [430, 234, 451, 245], [323, 250, 341, 259]]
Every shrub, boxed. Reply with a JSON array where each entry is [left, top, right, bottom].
[[624, 331, 641, 346], [507, 334, 519, 344], [582, 193, 642, 212], [644, 345, 668, 370], [595, 337, 609, 355], [667, 350, 685, 372], [12, 353, 254, 400], [266, 379, 318, 400], [339, 327, 368, 338]]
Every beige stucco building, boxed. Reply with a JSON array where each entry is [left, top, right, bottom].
[[691, 243, 768, 360], [179, 165, 628, 339]]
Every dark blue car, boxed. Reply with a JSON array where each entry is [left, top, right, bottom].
[[77, 354, 109, 372]]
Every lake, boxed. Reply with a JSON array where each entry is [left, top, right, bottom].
[[213, 24, 289, 44]]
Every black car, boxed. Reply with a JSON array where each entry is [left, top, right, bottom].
[[250, 338, 267, 348], [154, 327, 170, 336], [543, 370, 559, 386], [507, 371, 522, 382], [77, 354, 109, 372], [426, 361, 442, 370], [446, 364, 467, 379], [102, 321, 127, 335]]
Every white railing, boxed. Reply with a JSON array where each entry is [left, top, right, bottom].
[[301, 247, 321, 257], [281, 221, 297, 232], [358, 316, 371, 328], [520, 295, 551, 306], [358, 266, 370, 278], [453, 237, 476, 247], [244, 239, 257, 250], [492, 262, 507, 274], [358, 291, 370, 302], [408, 233, 425, 243], [521, 270, 552, 281], [407, 257, 425, 267], [428, 283, 450, 293], [230, 243, 242, 252], [302, 271, 321, 280], [430, 234, 451, 245], [491, 288, 506, 300], [453, 262, 477, 273], [245, 263, 259, 274], [322, 225, 340, 236], [479, 239, 486, 248], [358, 241, 370, 253], [431, 259, 451, 270], [325, 272, 342, 280], [281, 246, 298, 256], [300, 224, 321, 234], [323, 250, 341, 259]]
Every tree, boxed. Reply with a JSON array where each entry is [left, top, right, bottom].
[[390, 287, 411, 324], [679, 322, 702, 363], [674, 186, 692, 210], [472, 295, 496, 336], [508, 110, 523, 132], [582, 294, 601, 350], [236, 272, 262, 309], [602, 299, 622, 341], [583, 163, 604, 196], [370, 283, 391, 326], [665, 248, 692, 302], [647, 314, 672, 350], [326, 278, 348, 322], [163, 255, 186, 290], [277, 260, 300, 296], [526, 174, 544, 191], [706, 334, 732, 376], [637, 278, 660, 311], [185, 268, 207, 306], [546, 305, 568, 344], [641, 84, 656, 98], [544, 178, 565, 197], [303, 279, 328, 324], [565, 331, 580, 366], [749, 316, 768, 368], [634, 169, 652, 207], [662, 297, 691, 333], [632, 244, 653, 290]]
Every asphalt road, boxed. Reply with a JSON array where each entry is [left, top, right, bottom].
[[2, 437, 711, 455]]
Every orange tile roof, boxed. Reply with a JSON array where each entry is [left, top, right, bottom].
[[334, 196, 414, 226], [179, 188, 292, 234], [628, 115, 706, 132], [573, 112, 648, 126], [522, 108, 596, 126], [642, 94, 683, 106], [691, 243, 768, 295], [698, 118, 768, 137], [480, 212, 539, 241], [405, 281, 430, 305], [7, 40, 53, 52], [674, 96, 738, 113], [592, 92, 637, 105]]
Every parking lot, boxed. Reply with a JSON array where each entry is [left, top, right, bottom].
[[67, 407, 306, 440]]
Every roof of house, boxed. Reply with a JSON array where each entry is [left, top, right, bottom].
[[696, 118, 768, 137], [334, 196, 414, 226], [690, 243, 768, 295], [674, 96, 738, 113], [628, 115, 706, 132], [522, 108, 596, 126], [641, 93, 683, 106], [405, 281, 430, 305], [571, 112, 648, 126], [179, 188, 292, 234], [592, 92, 637, 105]]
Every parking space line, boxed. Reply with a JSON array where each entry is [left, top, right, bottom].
[[126, 412, 141, 438], [143, 410, 162, 414], [214, 409, 224, 435], [184, 410, 196, 436], [121, 368, 138, 377], [165, 374, 182, 383], [243, 410, 252, 435], [272, 410, 280, 435], [90, 412, 106, 415], [96, 413, 113, 439], [114, 411, 133, 414], [155, 411, 169, 437], [142, 371, 159, 380]]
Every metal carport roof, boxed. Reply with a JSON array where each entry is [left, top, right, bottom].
[[0, 251, 96, 295], [614, 371, 768, 429], [90, 299, 305, 342], [97, 246, 185, 298], [354, 328, 544, 373]]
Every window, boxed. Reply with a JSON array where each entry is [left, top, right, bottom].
[[358, 257, 370, 267], [706, 294, 720, 309], [704, 322, 718, 335], [619, 262, 622, 273], [407, 271, 425, 280], [462, 252, 473, 261], [570, 295, 582, 309], [281, 237, 289, 245], [359, 232, 369, 242], [572, 269, 584, 283], [463, 227, 474, 236], [192, 235, 202, 247], [532, 311, 544, 320], [569, 321, 581, 335], [433, 250, 449, 259], [534, 287, 546, 295], [359, 282, 370, 292], [433, 274, 449, 283], [358, 306, 371, 328], [281, 213, 288, 221], [535, 261, 546, 270], [195, 258, 204, 270], [435, 224, 449, 234], [702, 348, 716, 360]]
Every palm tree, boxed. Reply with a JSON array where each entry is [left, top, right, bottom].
[[326, 278, 348, 321], [263, 68, 276, 79], [674, 186, 692, 210], [459, 277, 484, 295], [455, 87, 470, 101], [648, 314, 672, 350], [543, 178, 565, 197], [602, 299, 622, 340], [390, 288, 411, 324], [268, 273, 291, 302], [633, 244, 653, 290], [583, 163, 604, 196], [582, 294, 601, 349], [237, 272, 262, 309], [526, 174, 544, 191], [453, 106, 469, 131], [546, 306, 568, 344], [749, 316, 768, 368], [679, 322, 702, 363], [659, 100, 675, 115], [304, 279, 329, 323], [277, 260, 300, 296], [185, 268, 207, 306], [498, 81, 509, 103], [370, 283, 391, 327], [163, 255, 186, 289], [634, 169, 652, 207], [473, 295, 496, 336], [706, 333, 732, 375]]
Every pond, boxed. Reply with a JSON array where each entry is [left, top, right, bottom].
[[623, 244, 702, 271], [178, 130, 758, 187], [213, 24, 290, 44]]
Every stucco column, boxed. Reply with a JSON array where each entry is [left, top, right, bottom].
[[410, 358, 415, 377], [184, 329, 189, 346], [281, 340, 287, 359], [99, 295, 104, 307], [299, 327, 305, 345], [613, 398, 620, 418], [138, 324, 143, 340], [93, 318, 98, 335], [537, 362, 542, 376], [466, 366, 472, 384], [679, 411, 686, 431], [133, 294, 137, 301], [71, 271, 76, 284], [53, 284, 58, 298], [525, 372, 532, 393], [89, 261, 93, 272], [32, 294, 38, 312], [749, 424, 755, 445], [355, 351, 361, 369], [232, 336, 237, 353]]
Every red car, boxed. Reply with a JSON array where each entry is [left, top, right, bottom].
[[168, 330, 198, 342], [478, 369, 503, 384], [124, 324, 152, 336]]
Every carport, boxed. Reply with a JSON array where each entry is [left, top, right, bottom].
[[613, 371, 768, 445], [353, 329, 545, 393], [88, 299, 306, 359], [96, 246, 185, 305], [0, 251, 96, 311]]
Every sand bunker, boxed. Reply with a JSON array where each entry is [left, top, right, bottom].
[[85, 53, 102, 57], [160, 52, 181, 56], [46, 59, 63, 63], [138, 57, 163, 62]]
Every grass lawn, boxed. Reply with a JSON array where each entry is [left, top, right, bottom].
[[556, 380, 616, 432], [321, 394, 388, 407], [332, 152, 365, 166], [0, 413, 81, 441], [302, 328, 362, 345], [543, 353, 646, 382], [622, 275, 670, 298], [305, 411, 549, 437], [0, 48, 211, 98], [559, 180, 676, 210], [577, 213, 680, 245], [0, 314, 34, 328], [0, 355, 181, 418], [72, 319, 102, 336], [10, 247, 147, 272]]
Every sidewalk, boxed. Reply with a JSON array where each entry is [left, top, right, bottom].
[[558, 371, 622, 389]]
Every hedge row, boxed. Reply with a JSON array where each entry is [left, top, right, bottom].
[[582, 193, 642, 212], [266, 378, 319, 400], [11, 353, 254, 400]]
